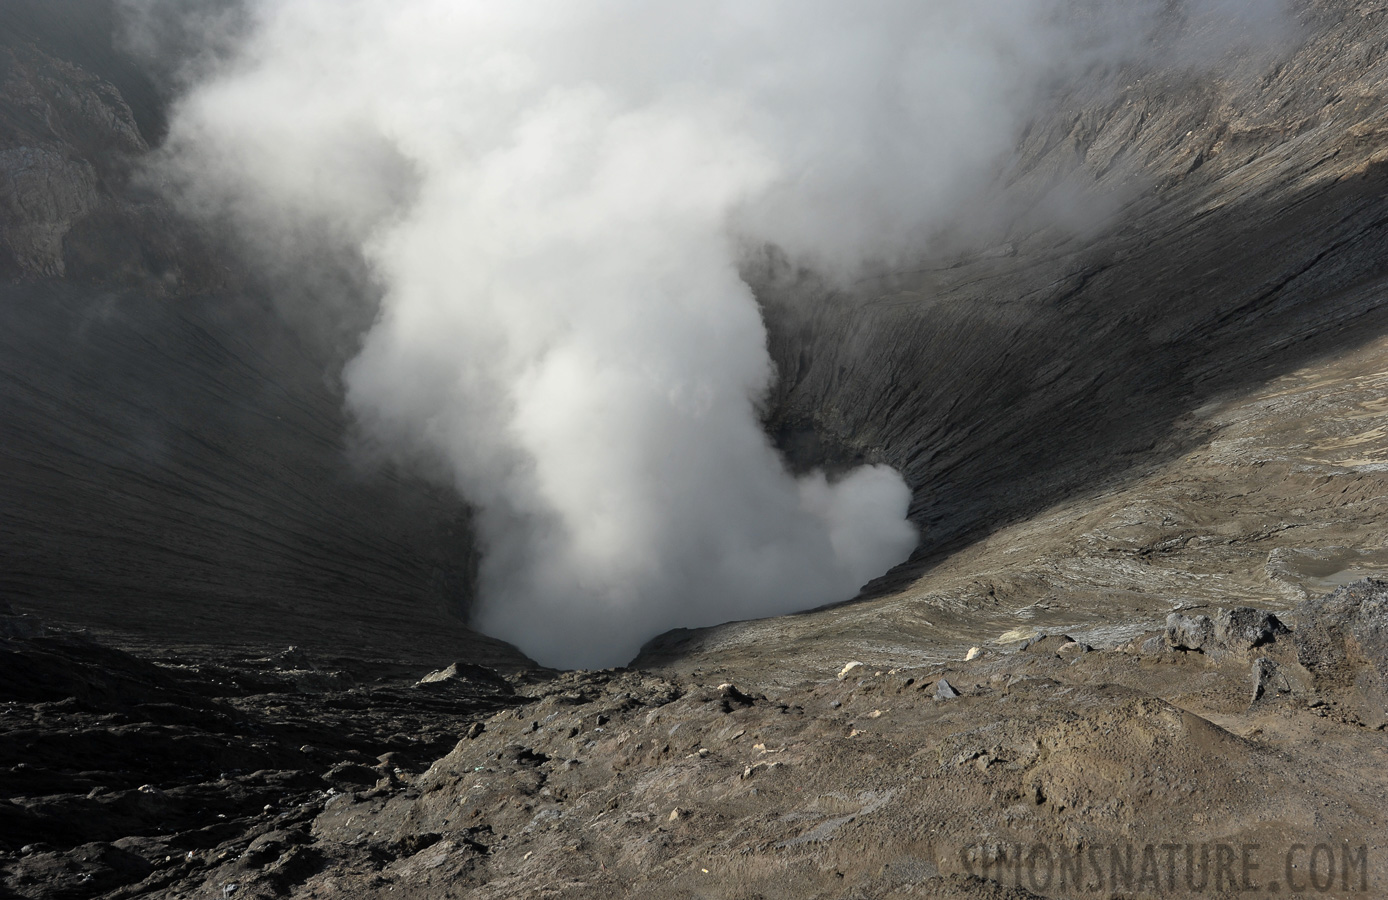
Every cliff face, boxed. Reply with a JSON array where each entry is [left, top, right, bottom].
[[5, 1, 1388, 672], [658, 0, 1388, 680], [0, 2, 520, 667], [0, 0, 201, 288], [761, 0, 1388, 572], [0, 38, 136, 281]]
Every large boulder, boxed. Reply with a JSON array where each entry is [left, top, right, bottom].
[[1294, 578, 1388, 685], [1214, 607, 1290, 653], [1294, 578, 1388, 724], [1165, 613, 1213, 651], [1165, 607, 1289, 656], [415, 662, 515, 697]]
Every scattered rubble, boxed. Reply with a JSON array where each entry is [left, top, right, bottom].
[[4, 583, 1388, 897]]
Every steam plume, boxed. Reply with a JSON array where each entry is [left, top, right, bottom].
[[137, 0, 1290, 666]]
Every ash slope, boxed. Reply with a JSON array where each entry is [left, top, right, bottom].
[[762, 0, 1388, 574], [655, 0, 1388, 668], [0, 1, 1387, 672], [7, 0, 1388, 674], [0, 1, 523, 667]]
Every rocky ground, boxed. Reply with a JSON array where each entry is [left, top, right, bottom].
[[4, 582, 1388, 899], [0, 607, 523, 899]]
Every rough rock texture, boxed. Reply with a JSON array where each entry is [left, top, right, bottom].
[[1165, 608, 1289, 656], [3, 605, 1385, 899], [1295, 578, 1388, 681], [0, 618, 526, 899], [1293, 577, 1388, 727], [0, 1, 209, 289], [1165, 613, 1213, 652], [1215, 607, 1290, 653]]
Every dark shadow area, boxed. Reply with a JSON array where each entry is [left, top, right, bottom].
[[0, 3, 515, 664], [0, 284, 522, 664]]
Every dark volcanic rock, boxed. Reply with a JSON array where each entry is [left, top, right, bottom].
[[0, 624, 524, 897], [5, 841, 153, 900], [1295, 577, 1388, 686], [416, 662, 517, 697], [1165, 612, 1213, 651], [1251, 656, 1296, 704], [1214, 606, 1290, 653], [4, 617, 1388, 899]]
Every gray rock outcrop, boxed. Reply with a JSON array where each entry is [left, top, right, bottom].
[[1215, 607, 1290, 653], [1165, 613, 1213, 651], [1294, 578, 1388, 688]]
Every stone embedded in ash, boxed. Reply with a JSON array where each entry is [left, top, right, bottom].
[[718, 683, 755, 707], [322, 762, 378, 787], [415, 662, 515, 696], [1251, 657, 1295, 703], [1138, 635, 1167, 655], [1057, 641, 1092, 660], [935, 679, 961, 700], [1165, 613, 1213, 651], [837, 661, 864, 681], [1215, 607, 1290, 652], [1022, 634, 1078, 655]]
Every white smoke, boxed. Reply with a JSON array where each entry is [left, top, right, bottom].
[[137, 0, 1291, 667]]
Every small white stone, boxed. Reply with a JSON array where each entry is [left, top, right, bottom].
[[837, 661, 864, 681]]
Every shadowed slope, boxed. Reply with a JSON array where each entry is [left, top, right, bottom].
[[0, 7, 526, 667], [759, 0, 1388, 587], [0, 285, 527, 664]]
